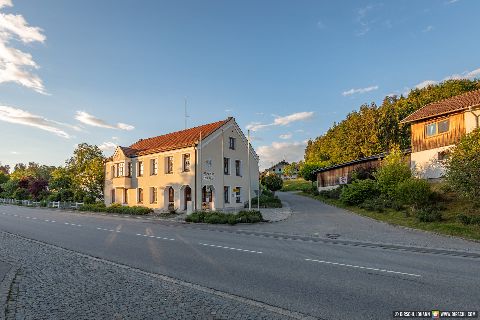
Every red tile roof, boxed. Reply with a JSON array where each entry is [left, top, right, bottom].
[[401, 89, 480, 123], [120, 117, 231, 157]]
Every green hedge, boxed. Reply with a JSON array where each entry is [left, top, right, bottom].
[[185, 210, 264, 225], [247, 194, 282, 208], [79, 203, 153, 215]]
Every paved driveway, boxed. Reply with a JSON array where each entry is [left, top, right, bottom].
[[241, 192, 480, 252]]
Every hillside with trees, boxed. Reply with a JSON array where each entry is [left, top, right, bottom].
[[303, 79, 480, 167]]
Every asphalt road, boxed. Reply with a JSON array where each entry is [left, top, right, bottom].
[[0, 205, 478, 319]]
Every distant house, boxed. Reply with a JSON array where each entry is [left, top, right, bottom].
[[264, 160, 298, 180], [401, 89, 480, 179], [104, 117, 259, 212]]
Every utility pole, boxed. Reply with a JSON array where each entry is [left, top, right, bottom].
[[248, 129, 251, 211], [184, 97, 189, 129]]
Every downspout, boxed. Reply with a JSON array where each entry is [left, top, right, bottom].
[[194, 145, 197, 211]]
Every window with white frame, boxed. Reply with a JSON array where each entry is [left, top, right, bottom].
[[151, 187, 157, 203], [229, 137, 236, 150], [151, 158, 158, 175], [224, 186, 230, 204], [138, 188, 143, 203], [166, 156, 173, 174], [127, 162, 132, 177], [138, 161, 144, 176], [118, 163, 124, 176], [224, 157, 230, 175], [183, 154, 190, 172], [235, 160, 241, 176], [235, 187, 241, 203]]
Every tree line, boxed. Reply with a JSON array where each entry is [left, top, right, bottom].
[[0, 143, 105, 203]]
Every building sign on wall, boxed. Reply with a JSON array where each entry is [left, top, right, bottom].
[[203, 172, 215, 181], [338, 176, 348, 185]]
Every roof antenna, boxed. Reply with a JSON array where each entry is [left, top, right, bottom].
[[184, 97, 190, 129]]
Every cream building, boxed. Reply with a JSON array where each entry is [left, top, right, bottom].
[[104, 117, 260, 212], [401, 89, 480, 179]]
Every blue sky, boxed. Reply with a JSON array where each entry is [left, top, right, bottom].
[[0, 0, 479, 170]]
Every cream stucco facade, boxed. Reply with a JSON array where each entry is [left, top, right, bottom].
[[104, 119, 260, 212]]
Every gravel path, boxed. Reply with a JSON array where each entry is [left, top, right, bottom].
[[0, 232, 301, 320]]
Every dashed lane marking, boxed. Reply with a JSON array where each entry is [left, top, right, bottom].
[[199, 243, 263, 254], [305, 258, 421, 277], [135, 233, 175, 241]]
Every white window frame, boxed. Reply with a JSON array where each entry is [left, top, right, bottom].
[[224, 186, 230, 204], [229, 137, 236, 150], [165, 156, 174, 174], [138, 161, 144, 177], [183, 153, 191, 172], [150, 187, 157, 204], [151, 158, 158, 175], [235, 187, 241, 203], [118, 162, 124, 177], [224, 157, 230, 175], [235, 160, 242, 177], [137, 188, 143, 203]]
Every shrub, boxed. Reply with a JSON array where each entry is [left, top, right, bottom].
[[457, 214, 472, 225], [263, 174, 283, 196], [416, 207, 442, 222], [340, 179, 379, 205], [185, 210, 263, 225], [248, 194, 282, 208], [79, 203, 152, 215], [395, 178, 432, 210], [446, 128, 480, 204], [470, 215, 480, 226], [374, 147, 411, 198], [318, 186, 343, 199], [359, 198, 387, 212]]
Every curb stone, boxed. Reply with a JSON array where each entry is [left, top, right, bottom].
[[0, 261, 19, 320]]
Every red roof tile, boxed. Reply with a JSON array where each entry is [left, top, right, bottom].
[[401, 89, 480, 123], [122, 117, 231, 157]]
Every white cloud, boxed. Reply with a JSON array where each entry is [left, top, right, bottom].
[[422, 25, 434, 33], [342, 85, 379, 96], [257, 141, 307, 170], [415, 80, 437, 89], [246, 111, 314, 132], [0, 105, 70, 138], [355, 5, 374, 36], [0, 1, 47, 94], [279, 133, 292, 140], [412, 67, 480, 90], [98, 141, 117, 153], [75, 111, 135, 131], [446, 0, 459, 4]]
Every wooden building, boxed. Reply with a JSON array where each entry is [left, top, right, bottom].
[[401, 89, 480, 179], [315, 152, 410, 190]]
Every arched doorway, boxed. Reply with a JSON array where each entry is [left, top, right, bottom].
[[184, 186, 191, 211], [164, 186, 175, 211]]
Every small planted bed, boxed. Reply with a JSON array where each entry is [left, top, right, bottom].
[[185, 210, 264, 225], [78, 203, 153, 215]]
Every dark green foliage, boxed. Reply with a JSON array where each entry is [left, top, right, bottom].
[[457, 214, 472, 225], [359, 198, 390, 212], [299, 163, 324, 183], [415, 207, 442, 222], [79, 203, 152, 215], [248, 194, 282, 208], [374, 148, 411, 198], [185, 210, 264, 225], [395, 178, 433, 209], [446, 128, 480, 204], [263, 174, 283, 195], [340, 179, 379, 205]]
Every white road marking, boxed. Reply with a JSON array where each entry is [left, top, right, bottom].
[[199, 243, 263, 254], [135, 233, 175, 241], [304, 258, 421, 277]]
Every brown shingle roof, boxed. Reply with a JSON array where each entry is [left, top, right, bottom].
[[401, 89, 480, 123], [122, 117, 231, 157]]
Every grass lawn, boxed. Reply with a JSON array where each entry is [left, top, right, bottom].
[[281, 178, 314, 192], [300, 185, 480, 241]]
